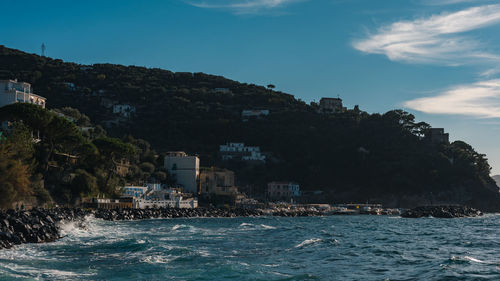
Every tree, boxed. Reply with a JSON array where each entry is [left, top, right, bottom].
[[93, 137, 135, 190], [0, 103, 84, 170], [71, 169, 98, 200], [0, 142, 32, 209]]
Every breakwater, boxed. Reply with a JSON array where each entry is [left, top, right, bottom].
[[1, 205, 482, 249], [401, 205, 482, 218], [0, 207, 325, 249]]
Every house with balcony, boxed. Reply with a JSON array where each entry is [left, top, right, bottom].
[[219, 142, 266, 162], [0, 79, 46, 108]]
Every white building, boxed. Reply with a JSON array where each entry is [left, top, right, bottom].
[[146, 183, 162, 191], [164, 151, 200, 193], [135, 189, 198, 209], [219, 143, 266, 162], [0, 80, 46, 108], [267, 182, 301, 201], [242, 109, 269, 121], [122, 186, 149, 198]]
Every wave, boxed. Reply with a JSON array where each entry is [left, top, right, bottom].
[[171, 224, 188, 231], [141, 255, 173, 264], [238, 223, 276, 230], [295, 238, 323, 248], [449, 255, 492, 264], [260, 224, 276, 229], [1, 263, 95, 280]]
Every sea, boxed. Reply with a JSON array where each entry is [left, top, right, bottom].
[[0, 214, 499, 280]]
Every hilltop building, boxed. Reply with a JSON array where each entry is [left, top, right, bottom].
[[219, 143, 266, 162], [242, 109, 269, 121], [267, 182, 301, 201], [318, 97, 345, 114], [164, 151, 200, 194], [425, 128, 449, 144], [0, 79, 46, 108]]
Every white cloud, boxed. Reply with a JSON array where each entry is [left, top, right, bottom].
[[421, 0, 483, 5], [404, 79, 500, 118], [480, 67, 500, 78], [187, 0, 302, 14], [353, 4, 500, 65]]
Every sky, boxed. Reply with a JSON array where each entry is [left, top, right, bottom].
[[2, 0, 500, 173]]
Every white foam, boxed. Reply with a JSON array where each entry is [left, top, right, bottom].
[[1, 263, 95, 280], [171, 224, 187, 231], [451, 255, 489, 264], [141, 255, 173, 264], [295, 238, 323, 248], [260, 224, 276, 229]]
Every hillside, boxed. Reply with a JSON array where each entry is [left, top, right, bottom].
[[1, 45, 500, 211]]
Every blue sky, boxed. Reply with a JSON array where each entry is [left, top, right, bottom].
[[2, 0, 500, 173]]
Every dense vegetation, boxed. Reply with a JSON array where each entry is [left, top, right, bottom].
[[0, 103, 167, 209], [1, 45, 499, 211]]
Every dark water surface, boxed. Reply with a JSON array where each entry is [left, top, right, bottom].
[[0, 214, 499, 280]]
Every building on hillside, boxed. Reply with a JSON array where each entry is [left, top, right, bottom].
[[82, 197, 133, 209], [122, 186, 149, 199], [200, 167, 238, 195], [0, 79, 46, 108], [242, 109, 270, 121], [146, 183, 162, 191], [267, 182, 301, 201], [115, 159, 130, 177], [318, 97, 345, 114], [113, 104, 136, 118], [425, 128, 449, 144], [135, 189, 198, 209], [164, 151, 200, 193], [219, 143, 266, 162], [212, 88, 231, 94]]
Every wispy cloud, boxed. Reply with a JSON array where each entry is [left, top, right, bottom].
[[353, 4, 500, 65], [404, 79, 500, 118], [421, 0, 484, 6], [187, 0, 303, 14]]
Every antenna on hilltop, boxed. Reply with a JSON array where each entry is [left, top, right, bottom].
[[41, 43, 46, 57]]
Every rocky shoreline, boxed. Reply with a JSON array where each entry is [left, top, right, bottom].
[[401, 205, 483, 218]]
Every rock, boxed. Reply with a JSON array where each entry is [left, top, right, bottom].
[[401, 205, 483, 218]]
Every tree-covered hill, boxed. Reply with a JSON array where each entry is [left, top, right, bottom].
[[1, 45, 499, 211]]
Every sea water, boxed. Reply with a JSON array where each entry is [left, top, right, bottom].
[[0, 214, 499, 280]]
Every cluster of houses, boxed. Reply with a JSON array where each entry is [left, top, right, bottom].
[[1, 80, 452, 210]]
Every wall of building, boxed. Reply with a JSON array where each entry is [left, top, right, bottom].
[[164, 153, 200, 193]]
